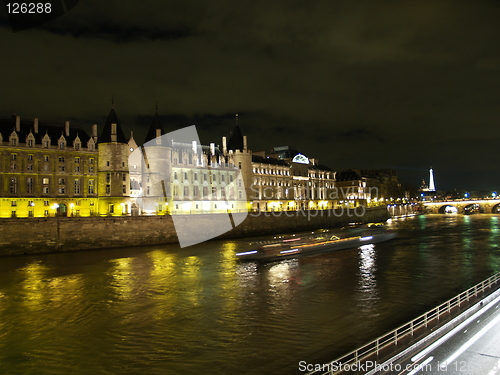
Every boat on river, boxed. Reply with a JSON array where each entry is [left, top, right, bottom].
[[235, 226, 397, 262]]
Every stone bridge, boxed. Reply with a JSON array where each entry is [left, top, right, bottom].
[[422, 199, 500, 214]]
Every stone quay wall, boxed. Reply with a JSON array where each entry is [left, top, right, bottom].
[[0, 206, 390, 256]]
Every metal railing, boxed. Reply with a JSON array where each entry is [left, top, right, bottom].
[[307, 271, 500, 375]]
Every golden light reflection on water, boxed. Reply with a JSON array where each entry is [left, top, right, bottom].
[[147, 250, 178, 319], [109, 257, 134, 300], [181, 255, 202, 307], [266, 259, 299, 314], [20, 261, 50, 308]]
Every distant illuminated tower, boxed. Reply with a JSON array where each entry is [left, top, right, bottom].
[[429, 167, 435, 191]]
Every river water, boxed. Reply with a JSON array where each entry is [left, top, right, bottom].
[[1, 214, 500, 375]]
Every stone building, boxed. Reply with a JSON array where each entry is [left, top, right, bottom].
[[0, 109, 402, 218], [0, 113, 99, 217]]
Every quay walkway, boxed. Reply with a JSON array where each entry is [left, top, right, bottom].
[[305, 272, 500, 375]]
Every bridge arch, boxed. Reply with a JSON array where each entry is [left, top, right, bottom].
[[438, 205, 458, 214], [463, 203, 483, 214], [492, 203, 500, 213]]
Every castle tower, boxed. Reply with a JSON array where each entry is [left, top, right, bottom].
[[139, 107, 170, 214], [224, 114, 252, 210], [429, 167, 435, 191], [97, 105, 130, 215]]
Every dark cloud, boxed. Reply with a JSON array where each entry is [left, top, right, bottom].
[[1, 0, 500, 190]]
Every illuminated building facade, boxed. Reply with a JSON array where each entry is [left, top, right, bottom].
[[0, 113, 99, 218], [128, 112, 248, 215], [1, 109, 403, 218], [335, 169, 406, 206], [249, 146, 337, 212]]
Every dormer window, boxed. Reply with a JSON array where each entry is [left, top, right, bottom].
[[42, 134, 50, 148], [58, 135, 66, 149], [74, 135, 81, 150], [87, 138, 95, 151], [26, 133, 35, 147], [9, 132, 18, 146]]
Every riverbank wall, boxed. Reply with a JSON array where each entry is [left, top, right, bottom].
[[0, 206, 390, 256]]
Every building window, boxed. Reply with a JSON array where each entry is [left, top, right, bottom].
[[11, 163, 16, 170], [106, 173, 111, 183], [203, 186, 208, 198], [89, 166, 94, 173], [75, 143, 81, 150], [28, 154, 33, 161], [184, 186, 189, 196], [122, 174, 126, 181], [89, 158, 94, 164], [43, 187, 49, 194], [106, 185, 110, 194], [184, 172, 188, 180], [106, 161, 110, 166], [59, 165, 65, 172], [58, 186, 65, 194], [109, 204, 114, 214], [74, 166, 80, 172], [174, 172, 177, 180], [88, 180, 95, 194], [27, 164, 33, 171], [9, 179, 17, 194], [221, 175, 225, 182], [44, 210, 49, 217], [194, 173, 198, 181], [43, 140, 49, 148], [11, 200, 17, 207], [44, 155, 49, 162], [44, 200, 49, 206], [59, 142, 65, 149], [27, 178, 34, 194], [122, 185, 126, 193], [43, 178, 49, 185], [74, 179, 81, 194], [75, 157, 80, 163], [11, 153, 17, 160], [194, 186, 199, 197], [27, 139, 34, 147], [59, 156, 65, 162]]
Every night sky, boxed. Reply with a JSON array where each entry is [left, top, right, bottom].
[[1, 1, 500, 191]]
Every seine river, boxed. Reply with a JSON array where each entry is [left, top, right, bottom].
[[1, 214, 500, 375]]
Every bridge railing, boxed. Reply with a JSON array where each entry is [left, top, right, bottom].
[[306, 271, 500, 375]]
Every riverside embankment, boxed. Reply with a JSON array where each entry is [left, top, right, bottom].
[[0, 206, 390, 255]]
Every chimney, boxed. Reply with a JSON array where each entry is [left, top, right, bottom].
[[92, 124, 97, 141], [210, 143, 215, 156], [34, 118, 39, 134], [15, 116, 20, 132], [243, 135, 247, 151], [65, 121, 70, 136], [222, 136, 227, 154]]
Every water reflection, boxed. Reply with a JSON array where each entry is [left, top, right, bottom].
[[356, 244, 378, 313], [0, 216, 500, 375]]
